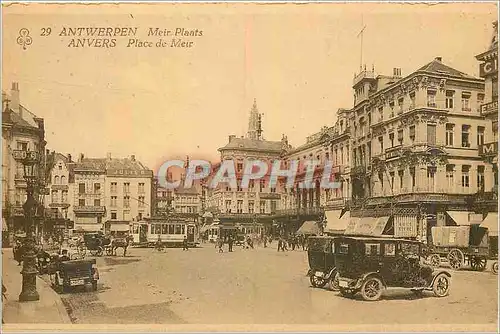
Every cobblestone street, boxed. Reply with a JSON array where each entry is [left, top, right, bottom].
[[33, 245, 498, 325]]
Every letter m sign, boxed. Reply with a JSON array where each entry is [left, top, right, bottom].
[[479, 142, 498, 156]]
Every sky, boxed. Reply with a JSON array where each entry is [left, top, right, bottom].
[[2, 2, 498, 173]]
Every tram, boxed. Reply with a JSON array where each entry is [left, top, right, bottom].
[[130, 217, 198, 247]]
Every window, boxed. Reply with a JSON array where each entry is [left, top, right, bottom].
[[445, 90, 454, 109], [397, 129, 403, 145], [17, 141, 28, 151], [389, 172, 395, 192], [477, 93, 485, 109], [237, 163, 243, 172], [260, 200, 266, 214], [378, 172, 384, 190], [124, 196, 130, 208], [138, 196, 145, 207], [225, 200, 231, 213], [237, 200, 243, 213], [389, 101, 395, 118], [175, 225, 182, 234], [445, 124, 454, 146], [260, 180, 265, 192], [182, 225, 185, 234], [61, 176, 66, 184], [94, 199, 100, 206], [427, 124, 436, 145], [477, 165, 485, 191], [111, 182, 117, 193], [94, 183, 101, 193], [385, 243, 396, 256], [54, 176, 60, 184], [378, 136, 384, 152], [62, 190, 68, 202], [58, 165, 63, 171], [168, 224, 175, 234], [339, 243, 349, 254], [409, 126, 415, 142], [477, 126, 485, 147], [79, 198, 85, 206], [427, 90, 436, 107], [398, 98, 404, 114], [162, 224, 168, 235], [389, 133, 395, 148], [378, 106, 383, 121], [138, 183, 145, 194], [461, 92, 471, 111], [462, 165, 470, 188], [111, 211, 117, 220], [493, 76, 498, 101], [111, 196, 117, 207], [410, 167, 416, 190], [248, 201, 255, 214], [398, 170, 404, 189], [427, 166, 436, 191], [446, 165, 455, 191], [123, 182, 130, 193], [51, 190, 58, 203], [79, 183, 85, 194], [271, 200, 277, 213], [365, 243, 381, 255], [270, 187, 276, 193], [409, 92, 416, 109], [461, 125, 470, 147], [249, 180, 254, 189]]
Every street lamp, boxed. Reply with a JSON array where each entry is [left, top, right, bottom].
[[18, 150, 40, 302]]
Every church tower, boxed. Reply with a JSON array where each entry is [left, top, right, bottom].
[[247, 98, 263, 140]]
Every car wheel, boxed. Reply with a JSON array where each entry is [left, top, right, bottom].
[[360, 277, 384, 301], [432, 273, 450, 297], [328, 272, 340, 292], [492, 262, 498, 274], [309, 274, 327, 288]]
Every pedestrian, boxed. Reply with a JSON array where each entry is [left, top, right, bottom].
[[182, 236, 189, 251], [217, 238, 224, 253], [277, 237, 282, 252], [263, 236, 267, 248], [228, 235, 234, 252]]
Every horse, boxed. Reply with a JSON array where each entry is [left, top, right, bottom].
[[111, 235, 133, 256]]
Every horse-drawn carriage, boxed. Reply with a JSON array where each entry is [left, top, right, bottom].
[[83, 232, 133, 257]]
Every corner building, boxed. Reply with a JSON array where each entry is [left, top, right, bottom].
[[349, 57, 492, 240]]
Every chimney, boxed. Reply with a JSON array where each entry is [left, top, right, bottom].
[[107, 152, 112, 161], [393, 68, 402, 77], [131, 154, 135, 161], [10, 82, 20, 117], [435, 57, 442, 62], [67, 154, 72, 162], [228, 135, 236, 142], [78, 153, 84, 162]]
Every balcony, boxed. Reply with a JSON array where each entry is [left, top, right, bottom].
[[73, 205, 106, 214], [51, 184, 69, 191], [385, 145, 403, 160], [427, 102, 437, 108], [259, 192, 280, 200], [49, 202, 70, 209]]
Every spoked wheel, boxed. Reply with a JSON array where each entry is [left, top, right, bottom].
[[105, 247, 113, 256], [360, 277, 384, 301], [492, 261, 498, 274], [447, 249, 464, 270], [429, 254, 441, 268], [90, 249, 100, 256], [328, 272, 340, 292], [70, 253, 80, 260], [309, 274, 327, 288], [470, 256, 487, 271], [97, 247, 104, 257], [432, 273, 450, 297], [78, 245, 87, 256]]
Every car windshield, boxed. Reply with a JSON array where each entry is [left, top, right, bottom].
[[308, 238, 327, 251], [400, 242, 420, 256]]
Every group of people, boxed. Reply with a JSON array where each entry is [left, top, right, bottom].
[[277, 234, 307, 252]]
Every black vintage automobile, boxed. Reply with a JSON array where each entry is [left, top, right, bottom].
[[335, 236, 451, 301], [306, 236, 339, 290], [49, 258, 100, 293]]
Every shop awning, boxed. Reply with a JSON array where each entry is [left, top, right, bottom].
[[296, 221, 321, 235], [325, 210, 350, 233], [446, 211, 473, 226], [74, 224, 102, 232], [2, 218, 8, 231], [110, 224, 130, 232], [481, 213, 498, 236], [344, 216, 390, 237]]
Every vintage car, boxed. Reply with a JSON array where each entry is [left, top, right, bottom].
[[49, 258, 99, 293], [335, 236, 451, 301], [306, 236, 339, 290]]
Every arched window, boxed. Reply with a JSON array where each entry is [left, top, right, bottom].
[[54, 176, 60, 184], [61, 175, 66, 184]]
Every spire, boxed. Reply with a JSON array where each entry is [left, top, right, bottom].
[[247, 98, 262, 140]]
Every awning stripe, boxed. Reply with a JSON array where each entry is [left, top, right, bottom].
[[446, 211, 473, 226], [296, 221, 321, 235]]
